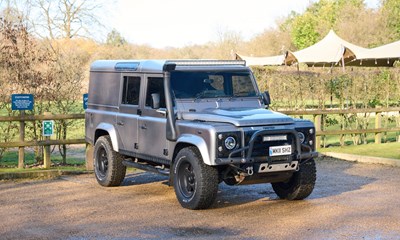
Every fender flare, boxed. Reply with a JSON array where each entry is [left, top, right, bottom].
[[177, 134, 212, 165], [96, 123, 119, 151]]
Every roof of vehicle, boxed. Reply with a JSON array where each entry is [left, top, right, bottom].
[[90, 59, 247, 73]]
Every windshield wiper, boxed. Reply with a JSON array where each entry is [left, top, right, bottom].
[[194, 91, 207, 101]]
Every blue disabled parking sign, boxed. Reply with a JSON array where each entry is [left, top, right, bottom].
[[11, 94, 34, 111]]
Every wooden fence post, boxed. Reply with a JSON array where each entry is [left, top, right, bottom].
[[85, 143, 94, 171], [43, 112, 51, 169], [18, 110, 25, 169], [397, 111, 400, 143], [375, 110, 382, 144], [314, 114, 322, 149], [340, 114, 345, 147]]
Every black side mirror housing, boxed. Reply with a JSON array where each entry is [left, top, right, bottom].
[[262, 91, 271, 108], [151, 93, 160, 109]]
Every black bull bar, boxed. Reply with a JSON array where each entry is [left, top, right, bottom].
[[219, 129, 318, 164]]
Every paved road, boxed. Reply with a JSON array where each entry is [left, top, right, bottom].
[[1, 157, 400, 239]]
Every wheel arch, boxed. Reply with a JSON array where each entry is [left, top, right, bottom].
[[95, 123, 119, 151], [174, 134, 212, 165]]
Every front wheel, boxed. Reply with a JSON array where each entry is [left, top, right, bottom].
[[94, 136, 126, 187], [173, 147, 219, 210], [272, 158, 316, 200]]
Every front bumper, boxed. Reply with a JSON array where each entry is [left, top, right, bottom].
[[215, 129, 318, 165]]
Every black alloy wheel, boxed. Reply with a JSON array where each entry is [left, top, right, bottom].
[[96, 146, 108, 180], [177, 160, 196, 199], [173, 147, 219, 210], [93, 136, 126, 187]]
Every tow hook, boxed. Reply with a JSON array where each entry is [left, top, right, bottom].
[[246, 166, 254, 176]]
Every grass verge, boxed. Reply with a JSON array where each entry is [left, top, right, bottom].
[[319, 142, 400, 159]]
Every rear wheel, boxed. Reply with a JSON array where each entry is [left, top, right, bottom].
[[94, 136, 126, 187], [173, 147, 219, 210], [272, 158, 316, 200]]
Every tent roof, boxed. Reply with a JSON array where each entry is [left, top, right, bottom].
[[346, 40, 400, 67], [235, 53, 285, 66], [286, 30, 368, 66], [359, 40, 400, 59], [237, 30, 400, 67]]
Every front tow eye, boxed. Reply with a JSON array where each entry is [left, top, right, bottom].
[[246, 166, 254, 176]]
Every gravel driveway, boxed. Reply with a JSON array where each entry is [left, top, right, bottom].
[[1, 157, 400, 239]]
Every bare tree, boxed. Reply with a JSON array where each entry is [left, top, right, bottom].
[[214, 27, 243, 59], [0, 0, 35, 32], [0, 14, 57, 163], [32, 0, 104, 39], [48, 40, 89, 163]]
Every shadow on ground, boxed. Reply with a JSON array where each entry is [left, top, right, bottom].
[[117, 157, 377, 209]]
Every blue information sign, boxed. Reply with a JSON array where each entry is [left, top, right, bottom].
[[11, 94, 34, 111], [83, 93, 88, 109]]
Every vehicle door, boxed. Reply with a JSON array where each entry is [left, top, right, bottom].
[[138, 75, 168, 160], [116, 74, 143, 152]]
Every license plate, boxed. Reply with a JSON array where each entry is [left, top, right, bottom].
[[269, 145, 292, 156]]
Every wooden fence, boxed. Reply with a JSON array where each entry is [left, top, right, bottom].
[[1, 107, 400, 169], [280, 107, 400, 147], [0, 113, 85, 169]]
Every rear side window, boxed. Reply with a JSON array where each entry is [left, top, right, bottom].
[[121, 76, 141, 105]]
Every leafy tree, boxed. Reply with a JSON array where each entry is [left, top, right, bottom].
[[290, 12, 320, 49], [106, 29, 127, 47], [286, 0, 366, 50], [382, 0, 400, 41]]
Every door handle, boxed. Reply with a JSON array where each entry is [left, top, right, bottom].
[[140, 125, 147, 130], [117, 121, 124, 126]]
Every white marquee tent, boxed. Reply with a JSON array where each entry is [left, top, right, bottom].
[[285, 30, 368, 67], [350, 39, 400, 66], [235, 54, 285, 66], [236, 30, 400, 67]]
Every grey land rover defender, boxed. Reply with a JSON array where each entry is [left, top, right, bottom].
[[85, 60, 318, 210]]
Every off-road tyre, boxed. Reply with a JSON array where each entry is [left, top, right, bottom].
[[173, 147, 219, 210], [272, 158, 316, 200], [94, 136, 126, 187]]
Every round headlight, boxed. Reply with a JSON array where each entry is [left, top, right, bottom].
[[224, 136, 237, 150], [298, 132, 305, 143]]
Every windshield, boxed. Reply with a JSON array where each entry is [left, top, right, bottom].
[[171, 70, 257, 99]]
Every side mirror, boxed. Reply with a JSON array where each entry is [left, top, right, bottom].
[[262, 91, 271, 107], [151, 93, 160, 109]]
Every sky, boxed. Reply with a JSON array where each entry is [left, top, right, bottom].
[[110, 0, 380, 49]]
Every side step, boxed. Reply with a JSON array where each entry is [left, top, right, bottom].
[[122, 160, 170, 176]]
